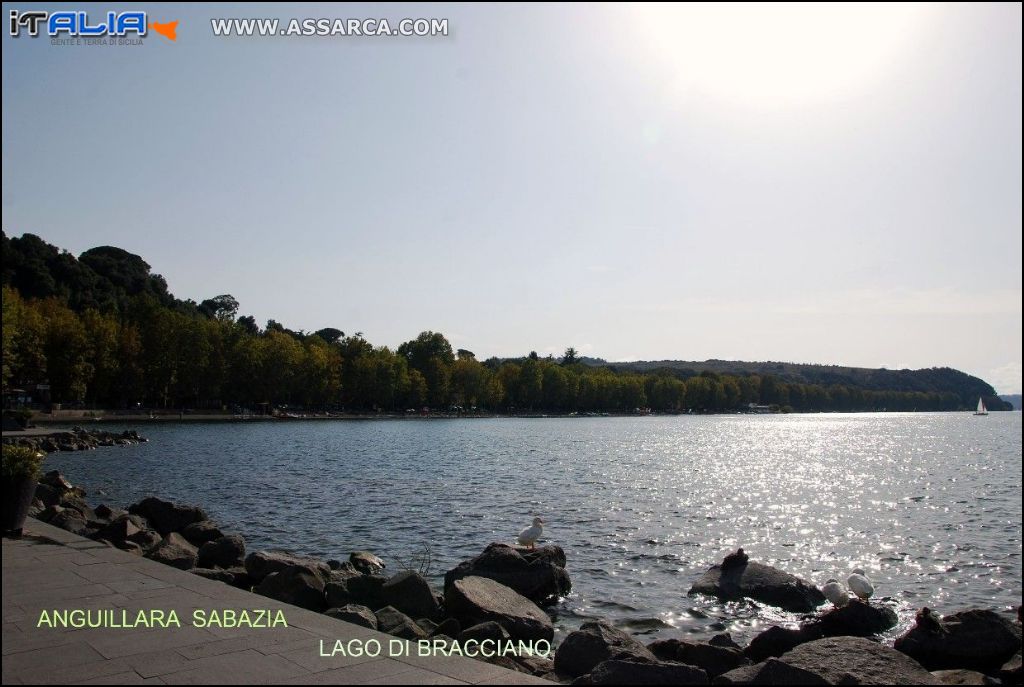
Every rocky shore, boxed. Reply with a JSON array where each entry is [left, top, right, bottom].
[[2, 427, 147, 453], [27, 473, 1023, 685]]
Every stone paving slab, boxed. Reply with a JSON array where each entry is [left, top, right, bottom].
[[2, 519, 549, 685]]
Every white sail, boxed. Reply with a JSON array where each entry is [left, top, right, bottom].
[[976, 397, 988, 415]]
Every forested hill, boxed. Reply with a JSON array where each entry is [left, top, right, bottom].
[[591, 359, 1006, 410], [1, 231, 1011, 412]]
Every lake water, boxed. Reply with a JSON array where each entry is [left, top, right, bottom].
[[41, 412, 1022, 645]]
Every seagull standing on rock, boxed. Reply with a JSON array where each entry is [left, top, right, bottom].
[[822, 578, 851, 607], [517, 517, 544, 550], [848, 568, 875, 603]]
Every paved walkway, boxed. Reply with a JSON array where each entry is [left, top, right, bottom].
[[2, 519, 547, 685]]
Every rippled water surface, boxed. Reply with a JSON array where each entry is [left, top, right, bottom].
[[42, 413, 1022, 644]]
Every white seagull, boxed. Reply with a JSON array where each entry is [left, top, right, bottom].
[[822, 578, 851, 607], [847, 568, 875, 603], [517, 517, 544, 549]]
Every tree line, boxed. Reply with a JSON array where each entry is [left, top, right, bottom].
[[0, 232, 990, 413]]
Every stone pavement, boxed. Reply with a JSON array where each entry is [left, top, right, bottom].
[[2, 519, 548, 685]]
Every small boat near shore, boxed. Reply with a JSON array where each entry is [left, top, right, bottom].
[[974, 398, 988, 415]]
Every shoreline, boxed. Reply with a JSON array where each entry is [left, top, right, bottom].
[[14, 407, 1018, 427], [18, 462, 1022, 684]]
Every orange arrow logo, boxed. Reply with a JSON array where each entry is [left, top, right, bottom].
[[150, 20, 177, 41]]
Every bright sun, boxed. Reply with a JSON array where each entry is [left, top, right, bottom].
[[630, 3, 927, 109]]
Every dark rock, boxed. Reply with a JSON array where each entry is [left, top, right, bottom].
[[59, 494, 96, 522], [745, 624, 824, 663], [690, 560, 825, 613], [94, 504, 125, 522], [34, 483, 60, 507], [458, 621, 511, 644], [416, 618, 439, 636], [244, 550, 330, 584], [324, 604, 378, 630], [580, 659, 709, 685], [181, 520, 225, 546], [325, 578, 353, 608], [722, 549, 749, 570], [197, 535, 246, 569], [146, 532, 198, 570], [895, 608, 1022, 674], [127, 529, 162, 552], [780, 636, 939, 685], [346, 574, 389, 610], [96, 514, 147, 544], [128, 496, 207, 535], [818, 599, 898, 637], [50, 509, 91, 536], [647, 639, 748, 677], [117, 541, 144, 555], [1001, 651, 1021, 683], [715, 657, 830, 685], [433, 617, 461, 638], [254, 565, 326, 611], [375, 606, 428, 640], [709, 633, 742, 651], [191, 567, 237, 584], [381, 570, 441, 620], [510, 655, 555, 677], [350, 551, 386, 574], [444, 543, 571, 606], [554, 620, 658, 678], [40, 470, 74, 491], [930, 669, 999, 685], [36, 504, 65, 523], [445, 576, 554, 642]]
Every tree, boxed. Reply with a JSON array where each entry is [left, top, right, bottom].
[[562, 347, 578, 366], [199, 294, 239, 322]]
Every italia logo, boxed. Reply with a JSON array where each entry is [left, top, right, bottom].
[[9, 10, 178, 41]]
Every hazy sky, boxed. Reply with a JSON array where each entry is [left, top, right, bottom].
[[3, 3, 1022, 392]]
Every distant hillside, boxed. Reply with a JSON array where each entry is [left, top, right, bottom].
[[586, 358, 1011, 411], [1000, 394, 1022, 410]]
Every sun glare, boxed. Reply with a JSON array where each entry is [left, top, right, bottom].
[[630, 3, 927, 109]]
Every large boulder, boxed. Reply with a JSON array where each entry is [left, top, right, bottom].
[[554, 620, 658, 678], [197, 535, 246, 569], [381, 570, 441, 620], [689, 559, 825, 613], [146, 532, 198, 570], [647, 638, 748, 677], [244, 550, 330, 583], [458, 621, 511, 644], [579, 659, 708, 685], [254, 565, 326, 611], [817, 599, 898, 637], [128, 496, 207, 535], [778, 636, 940, 685], [745, 624, 824, 663], [127, 529, 162, 552], [930, 669, 999, 685], [445, 576, 553, 642], [349, 551, 386, 574], [50, 509, 91, 537], [895, 608, 1022, 674], [325, 573, 388, 609], [444, 543, 571, 605], [716, 657, 831, 684], [375, 606, 428, 640], [181, 520, 225, 546], [96, 513, 147, 545], [325, 604, 378, 630]]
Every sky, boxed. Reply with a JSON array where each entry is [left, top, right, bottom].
[[2, 3, 1022, 393]]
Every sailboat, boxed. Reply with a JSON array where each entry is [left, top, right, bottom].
[[974, 397, 988, 416]]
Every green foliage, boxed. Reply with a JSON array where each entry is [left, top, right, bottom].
[[0, 231, 1008, 414], [1, 445, 45, 480]]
